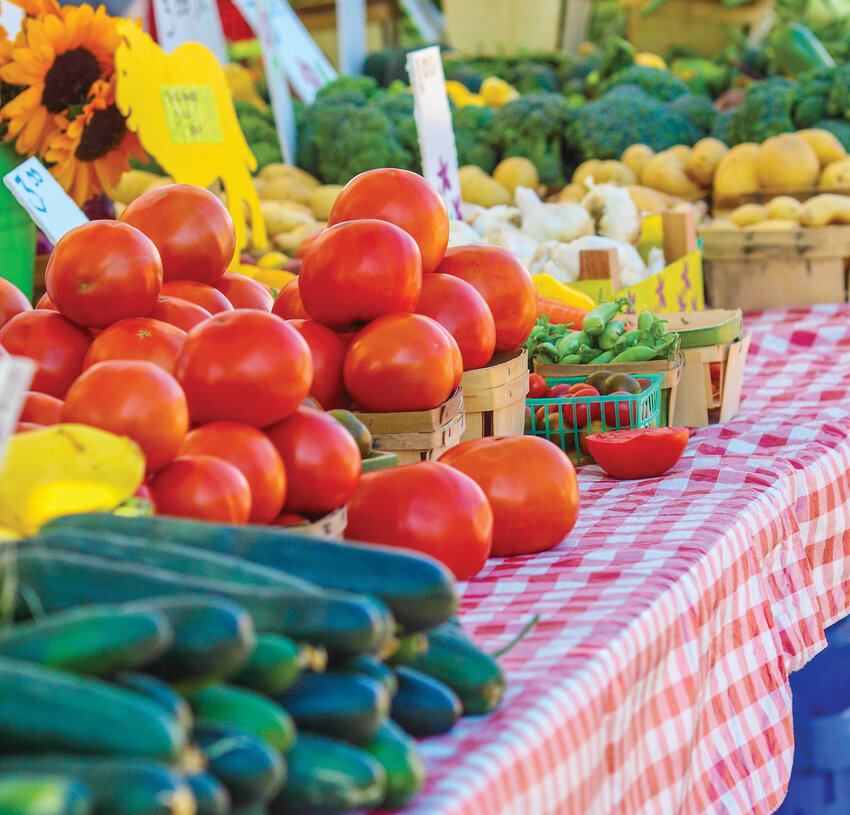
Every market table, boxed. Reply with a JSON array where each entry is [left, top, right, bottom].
[[391, 303, 850, 815]]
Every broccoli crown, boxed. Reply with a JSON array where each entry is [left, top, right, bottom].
[[727, 78, 795, 145], [711, 109, 735, 144], [512, 63, 561, 94], [314, 75, 380, 102], [250, 141, 283, 171], [567, 85, 701, 161], [452, 105, 498, 174], [598, 65, 690, 102], [827, 63, 850, 121], [813, 119, 850, 151], [668, 93, 718, 137], [234, 101, 283, 171], [791, 67, 836, 129], [375, 92, 421, 174]]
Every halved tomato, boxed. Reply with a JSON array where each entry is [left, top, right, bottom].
[[584, 427, 689, 479]]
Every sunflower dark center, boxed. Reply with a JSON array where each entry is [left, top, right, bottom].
[[75, 103, 126, 161], [42, 48, 100, 113]]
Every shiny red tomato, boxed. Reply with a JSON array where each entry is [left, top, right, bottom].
[[271, 277, 309, 320], [148, 296, 212, 331], [561, 385, 600, 427], [161, 281, 233, 314], [436, 245, 537, 351], [584, 427, 689, 479], [120, 184, 235, 284], [547, 384, 573, 398], [265, 406, 361, 516], [527, 373, 547, 399], [0, 277, 31, 329], [0, 310, 92, 397], [602, 392, 636, 429], [433, 322, 463, 391], [150, 455, 251, 523], [174, 310, 312, 427], [214, 272, 274, 311], [345, 461, 493, 580], [35, 293, 58, 311], [180, 421, 286, 523], [15, 422, 41, 433], [343, 314, 457, 412], [295, 232, 321, 259], [61, 360, 189, 473], [45, 221, 163, 328], [83, 317, 187, 374], [440, 436, 580, 557], [287, 319, 348, 409], [20, 391, 63, 425], [328, 169, 449, 274], [415, 274, 496, 371], [299, 220, 422, 329]]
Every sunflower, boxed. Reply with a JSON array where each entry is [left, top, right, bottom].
[[0, 3, 119, 156]]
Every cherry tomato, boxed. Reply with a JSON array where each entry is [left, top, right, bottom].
[[440, 436, 580, 557], [20, 392, 63, 425], [271, 277, 309, 320], [287, 319, 348, 410], [328, 169, 449, 274], [175, 310, 312, 427], [343, 313, 457, 412], [83, 317, 187, 374], [415, 273, 496, 371], [299, 220, 422, 330], [161, 281, 233, 314], [148, 296, 212, 332], [214, 271, 274, 311], [151, 455, 251, 523], [120, 184, 235, 284], [266, 406, 361, 516], [61, 360, 189, 473], [584, 427, 689, 479], [35, 293, 58, 311], [527, 373, 548, 399], [180, 421, 286, 523], [345, 461, 493, 580], [436, 245, 536, 351], [0, 277, 31, 329], [45, 221, 163, 328], [0, 310, 92, 397]]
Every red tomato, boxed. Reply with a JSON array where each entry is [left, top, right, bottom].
[[83, 317, 187, 375], [175, 310, 312, 427], [61, 360, 189, 473], [527, 373, 548, 399], [414, 274, 496, 371], [328, 169, 449, 274], [299, 220, 422, 330], [120, 184, 235, 284], [35, 293, 58, 311], [434, 322, 463, 391], [436, 245, 537, 351], [0, 310, 92, 397], [287, 319, 348, 409], [602, 392, 636, 429], [271, 277, 309, 320], [161, 281, 233, 314], [151, 455, 251, 523], [295, 232, 320, 259], [45, 221, 163, 328], [547, 383, 573, 399], [562, 386, 600, 427], [345, 461, 493, 579], [20, 392, 63, 425], [148, 296, 212, 332], [214, 272, 274, 311], [15, 422, 41, 433], [440, 436, 580, 556], [180, 421, 286, 523], [266, 406, 361, 516], [584, 427, 689, 479], [0, 277, 31, 329], [343, 314, 457, 412]]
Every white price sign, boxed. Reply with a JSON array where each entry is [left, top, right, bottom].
[[3, 157, 88, 247], [0, 356, 35, 468], [406, 46, 462, 220], [152, 0, 229, 66]]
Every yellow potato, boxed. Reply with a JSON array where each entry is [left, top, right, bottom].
[[669, 145, 693, 166], [460, 173, 512, 207], [259, 200, 317, 235], [308, 185, 343, 220], [713, 144, 760, 199], [749, 219, 799, 231], [755, 134, 820, 191], [729, 203, 768, 227], [701, 218, 739, 232], [686, 138, 729, 188], [107, 170, 168, 204], [765, 196, 802, 220], [459, 165, 489, 185], [557, 183, 587, 203], [798, 193, 850, 226], [594, 160, 637, 186], [493, 156, 539, 196], [819, 158, 850, 191], [273, 222, 323, 253], [572, 159, 602, 189], [258, 163, 321, 188], [621, 145, 655, 180], [797, 129, 847, 166], [641, 152, 703, 198]]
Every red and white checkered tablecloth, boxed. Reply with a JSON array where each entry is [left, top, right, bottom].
[[389, 304, 850, 815]]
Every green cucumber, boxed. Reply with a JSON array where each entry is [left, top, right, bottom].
[[275, 672, 389, 744], [194, 724, 286, 808], [270, 733, 386, 815], [391, 666, 462, 738], [385, 632, 427, 666], [408, 623, 506, 715], [113, 672, 193, 735], [0, 605, 172, 677], [0, 776, 91, 815], [357, 720, 425, 809], [189, 685, 296, 754], [0, 657, 185, 760], [42, 514, 457, 633], [185, 774, 230, 815], [336, 655, 398, 698], [233, 635, 326, 696], [0, 758, 194, 815]]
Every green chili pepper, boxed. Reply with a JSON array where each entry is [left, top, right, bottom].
[[598, 320, 626, 351], [610, 345, 659, 363], [582, 297, 629, 337], [637, 311, 654, 333], [560, 354, 582, 365]]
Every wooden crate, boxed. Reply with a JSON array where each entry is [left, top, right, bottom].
[[700, 225, 850, 311], [711, 186, 850, 215], [361, 450, 398, 473], [460, 348, 529, 443]]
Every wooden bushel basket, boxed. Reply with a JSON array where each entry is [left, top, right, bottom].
[[459, 348, 529, 443]]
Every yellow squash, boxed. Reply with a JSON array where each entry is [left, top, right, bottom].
[[532, 274, 596, 311]]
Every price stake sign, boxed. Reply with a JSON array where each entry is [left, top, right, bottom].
[[152, 0, 229, 67], [3, 157, 88, 246], [406, 46, 463, 220], [0, 356, 35, 470], [160, 85, 224, 144]]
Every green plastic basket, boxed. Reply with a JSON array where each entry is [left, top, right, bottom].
[[0, 142, 36, 301], [526, 374, 663, 466]]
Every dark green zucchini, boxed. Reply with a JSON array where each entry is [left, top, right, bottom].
[[357, 720, 425, 809], [194, 724, 286, 808], [269, 734, 385, 815], [233, 635, 326, 696], [43, 514, 458, 633], [0, 657, 185, 760], [391, 666, 461, 738], [0, 605, 172, 677], [185, 773, 230, 815], [336, 655, 397, 698], [0, 776, 91, 815], [0, 757, 194, 815], [275, 672, 388, 744], [112, 673, 193, 735]]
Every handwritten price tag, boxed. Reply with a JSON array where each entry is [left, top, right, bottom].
[[160, 85, 224, 144], [406, 46, 462, 220], [3, 157, 88, 246], [152, 0, 229, 66], [0, 355, 35, 469]]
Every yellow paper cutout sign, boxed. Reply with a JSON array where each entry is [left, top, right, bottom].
[[114, 21, 267, 255]]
